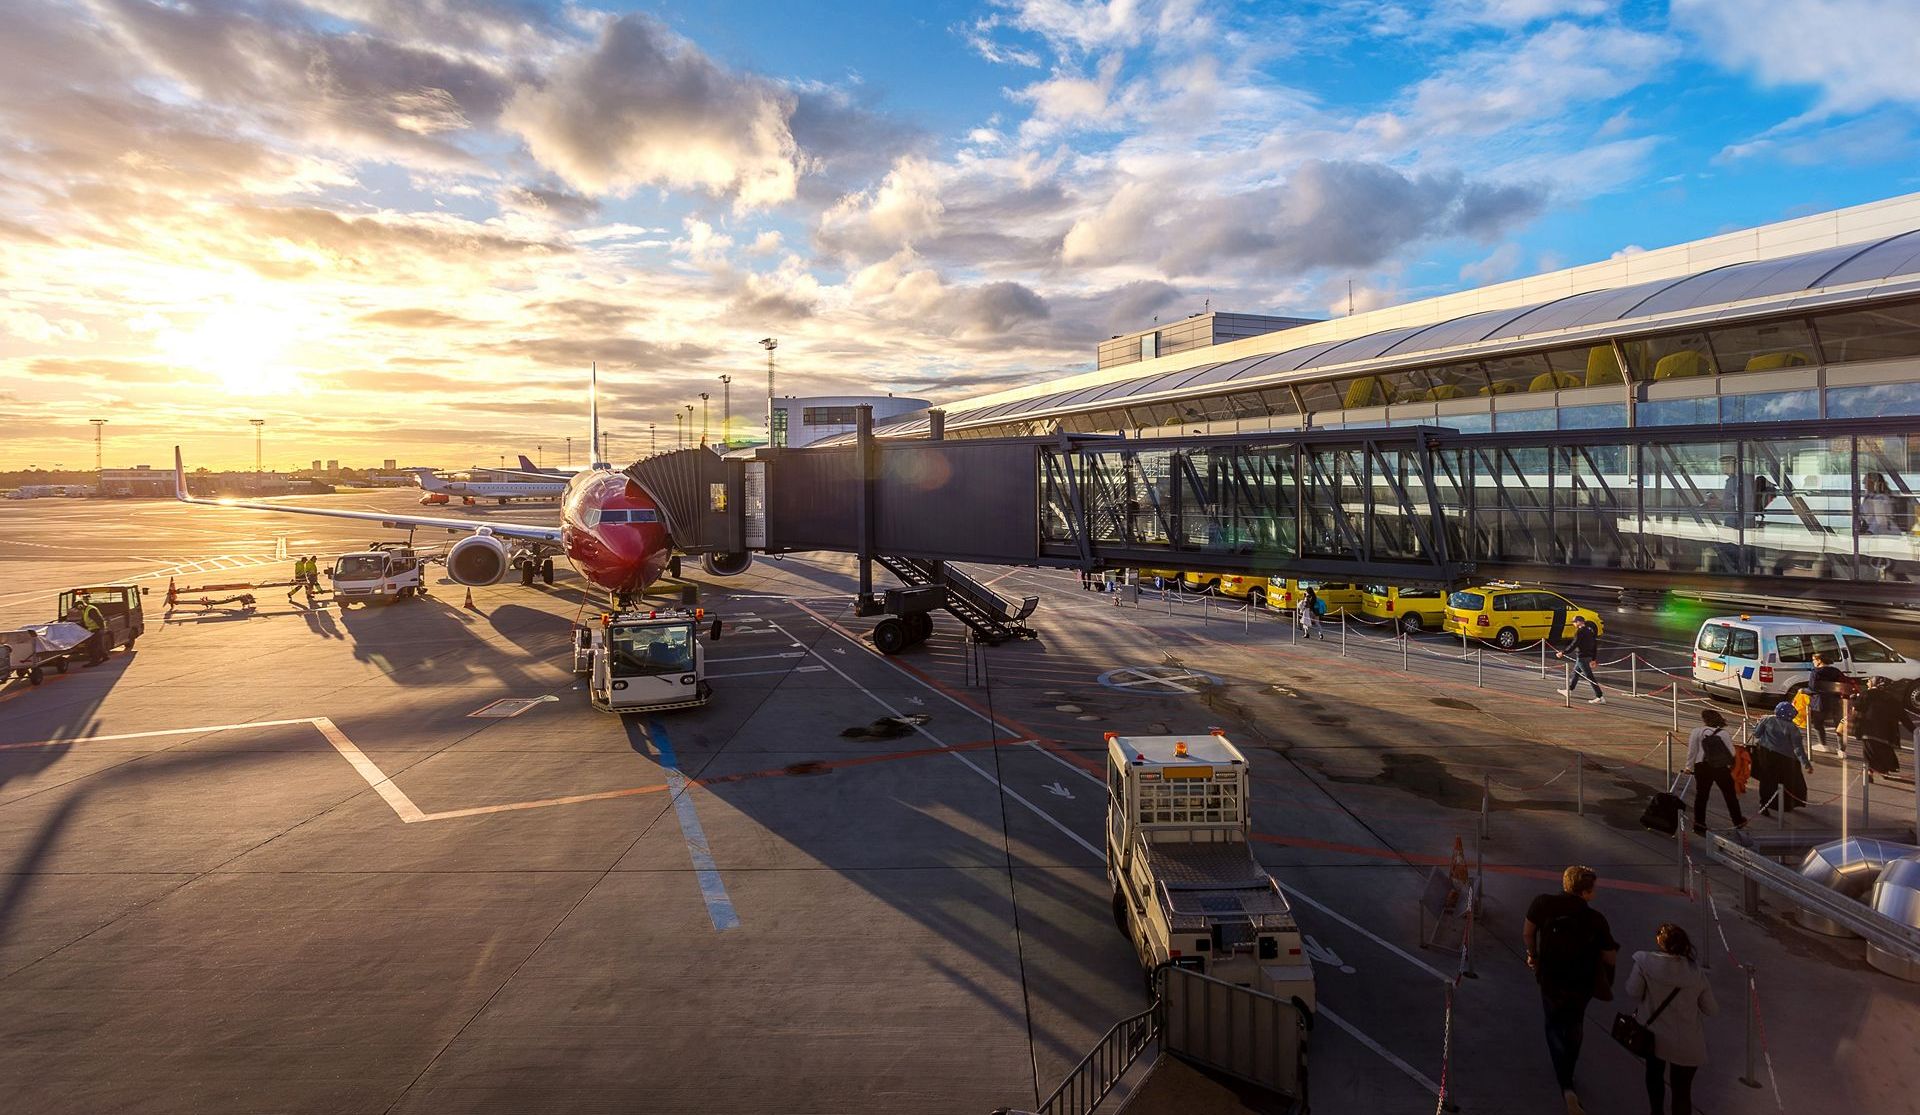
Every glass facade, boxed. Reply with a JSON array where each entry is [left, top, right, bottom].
[[1037, 431, 1920, 584]]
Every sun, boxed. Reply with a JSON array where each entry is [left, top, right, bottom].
[[157, 305, 305, 395]]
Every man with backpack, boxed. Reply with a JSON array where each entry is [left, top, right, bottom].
[[1685, 708, 1747, 836], [1525, 865, 1618, 1114]]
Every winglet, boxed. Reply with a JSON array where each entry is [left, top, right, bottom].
[[173, 445, 189, 501]]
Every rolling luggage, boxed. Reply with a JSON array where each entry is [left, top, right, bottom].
[[1640, 774, 1692, 835]]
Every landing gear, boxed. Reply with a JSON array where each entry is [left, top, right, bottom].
[[520, 562, 536, 587], [541, 558, 555, 585]]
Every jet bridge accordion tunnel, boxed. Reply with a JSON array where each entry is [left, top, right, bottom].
[[624, 410, 1470, 651]]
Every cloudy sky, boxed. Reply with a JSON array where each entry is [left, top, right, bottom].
[[3, 0, 1917, 469]]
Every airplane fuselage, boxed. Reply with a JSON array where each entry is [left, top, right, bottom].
[[559, 467, 671, 599]]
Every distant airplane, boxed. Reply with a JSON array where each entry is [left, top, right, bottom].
[[173, 365, 736, 604], [411, 467, 564, 505]]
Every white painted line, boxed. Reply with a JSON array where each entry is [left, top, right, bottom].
[[708, 652, 805, 662], [1317, 1004, 1441, 1097], [766, 618, 1103, 860], [1282, 886, 1451, 984], [708, 667, 801, 678], [0, 718, 332, 749], [311, 717, 427, 823]]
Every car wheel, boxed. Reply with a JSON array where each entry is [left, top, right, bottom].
[[124, 637, 136, 651], [873, 618, 908, 656], [1495, 627, 1520, 651], [1400, 614, 1423, 634]]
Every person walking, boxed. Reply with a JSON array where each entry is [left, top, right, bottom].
[[1555, 616, 1605, 705], [1624, 923, 1716, 1115], [1808, 652, 1849, 756], [1684, 708, 1747, 836], [287, 556, 308, 604], [1296, 587, 1323, 640], [1751, 701, 1812, 815], [1524, 865, 1618, 1114], [1854, 677, 1914, 776]]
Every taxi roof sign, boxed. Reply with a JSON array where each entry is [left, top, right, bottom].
[[1109, 733, 1243, 766]]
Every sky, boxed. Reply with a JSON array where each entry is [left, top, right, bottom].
[[3, 0, 1919, 470]]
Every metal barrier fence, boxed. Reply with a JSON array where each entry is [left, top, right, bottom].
[[1015, 1005, 1157, 1115], [1159, 965, 1310, 1107]]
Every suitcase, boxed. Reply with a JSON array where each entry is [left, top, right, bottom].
[[1640, 774, 1693, 835]]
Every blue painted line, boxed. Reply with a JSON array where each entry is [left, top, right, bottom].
[[646, 719, 741, 931]]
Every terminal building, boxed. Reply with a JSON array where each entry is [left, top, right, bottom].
[[770, 394, 929, 448], [829, 194, 1920, 600]]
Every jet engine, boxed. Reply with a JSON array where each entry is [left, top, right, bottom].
[[702, 551, 753, 577], [447, 534, 511, 585]]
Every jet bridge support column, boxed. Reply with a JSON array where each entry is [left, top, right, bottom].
[[855, 404, 878, 613]]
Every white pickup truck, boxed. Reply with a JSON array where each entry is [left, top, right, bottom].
[[1106, 731, 1315, 1007], [328, 544, 427, 606]]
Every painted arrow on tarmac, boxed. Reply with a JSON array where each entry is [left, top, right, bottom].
[[1043, 781, 1073, 799]]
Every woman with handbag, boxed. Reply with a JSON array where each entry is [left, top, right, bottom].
[[1621, 924, 1716, 1114]]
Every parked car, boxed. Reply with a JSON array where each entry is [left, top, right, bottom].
[[1360, 584, 1448, 633], [1264, 579, 1362, 617], [1444, 583, 1604, 650]]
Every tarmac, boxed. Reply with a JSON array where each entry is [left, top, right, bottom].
[[2, 491, 1918, 1114]]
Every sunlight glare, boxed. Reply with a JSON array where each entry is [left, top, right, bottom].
[[158, 304, 305, 394]]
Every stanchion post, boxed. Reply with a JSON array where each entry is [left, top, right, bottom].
[[1672, 684, 1680, 733], [1480, 774, 1491, 842], [1540, 638, 1547, 677], [1739, 965, 1762, 1089], [1401, 630, 1408, 672], [1864, 764, 1871, 829], [1677, 826, 1688, 891], [1696, 862, 1712, 971], [1843, 746, 1851, 846], [1563, 662, 1571, 708], [1631, 652, 1638, 698], [1340, 612, 1347, 657], [1665, 730, 1673, 783], [1475, 645, 1483, 689]]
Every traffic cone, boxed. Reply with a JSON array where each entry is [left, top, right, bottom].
[[463, 586, 477, 611]]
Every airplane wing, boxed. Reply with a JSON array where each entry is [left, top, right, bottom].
[[173, 447, 563, 544]]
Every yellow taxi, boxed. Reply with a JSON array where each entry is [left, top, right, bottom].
[[1211, 575, 1272, 606], [1135, 567, 1185, 589], [1264, 578, 1362, 617], [1181, 571, 1225, 593], [1444, 583, 1604, 651], [1359, 584, 1449, 633]]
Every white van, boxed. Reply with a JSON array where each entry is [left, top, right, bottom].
[[1693, 615, 1920, 709]]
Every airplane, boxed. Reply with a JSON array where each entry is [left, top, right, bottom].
[[172, 366, 752, 605], [410, 467, 566, 505]]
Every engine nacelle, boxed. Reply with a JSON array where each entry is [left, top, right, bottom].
[[702, 551, 753, 577], [447, 534, 511, 586]]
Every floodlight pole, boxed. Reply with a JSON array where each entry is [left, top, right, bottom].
[[759, 337, 778, 446], [249, 418, 265, 474], [700, 392, 710, 444], [719, 374, 732, 447], [89, 418, 106, 473]]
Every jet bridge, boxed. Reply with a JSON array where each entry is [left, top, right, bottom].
[[625, 408, 1467, 649]]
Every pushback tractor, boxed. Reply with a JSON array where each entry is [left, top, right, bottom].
[[574, 607, 723, 713], [1105, 730, 1315, 1007]]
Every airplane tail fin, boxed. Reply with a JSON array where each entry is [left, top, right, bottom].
[[413, 471, 448, 492], [173, 446, 188, 501], [589, 361, 605, 466], [517, 455, 538, 472]]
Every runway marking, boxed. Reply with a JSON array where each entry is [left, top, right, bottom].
[[1317, 1004, 1441, 1098], [766, 616, 1104, 860], [640, 719, 741, 931], [708, 651, 806, 662], [707, 665, 827, 678], [1279, 884, 1451, 984]]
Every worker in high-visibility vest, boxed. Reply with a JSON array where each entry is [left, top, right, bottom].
[[287, 556, 309, 603], [76, 598, 108, 666]]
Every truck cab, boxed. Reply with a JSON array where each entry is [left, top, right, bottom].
[[328, 544, 425, 605], [1105, 731, 1314, 1007], [58, 585, 145, 650], [582, 608, 717, 713]]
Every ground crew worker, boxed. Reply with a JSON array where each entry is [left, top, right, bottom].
[[287, 556, 309, 603], [77, 597, 108, 666]]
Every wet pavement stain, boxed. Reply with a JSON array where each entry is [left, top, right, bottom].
[[1429, 697, 1481, 712], [840, 714, 930, 740], [783, 761, 830, 777]]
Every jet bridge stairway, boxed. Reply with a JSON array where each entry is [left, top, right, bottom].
[[873, 554, 1038, 648]]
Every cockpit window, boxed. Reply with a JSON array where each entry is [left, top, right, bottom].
[[608, 624, 695, 677], [596, 509, 659, 524]]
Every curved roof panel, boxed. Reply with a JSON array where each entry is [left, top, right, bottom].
[[1633, 248, 1860, 317], [1378, 301, 1555, 355], [1311, 323, 1442, 366], [1816, 229, 1920, 289], [1493, 277, 1682, 337], [1080, 361, 1225, 405]]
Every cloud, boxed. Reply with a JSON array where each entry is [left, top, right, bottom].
[[1389, 22, 1679, 138], [233, 206, 569, 267], [357, 308, 477, 328], [1062, 160, 1547, 274], [499, 185, 600, 223], [848, 250, 1050, 345], [985, 0, 1213, 57], [503, 13, 801, 209], [1674, 0, 1920, 114], [491, 335, 716, 369]]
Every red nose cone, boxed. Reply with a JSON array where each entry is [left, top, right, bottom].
[[561, 471, 671, 596]]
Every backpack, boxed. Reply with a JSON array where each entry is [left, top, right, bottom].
[[1537, 908, 1598, 990], [1699, 728, 1733, 769], [1313, 597, 1327, 616]]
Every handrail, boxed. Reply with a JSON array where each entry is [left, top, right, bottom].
[[1703, 833, 1920, 962], [1025, 1005, 1159, 1115]]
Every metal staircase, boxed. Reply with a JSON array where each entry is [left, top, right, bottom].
[[875, 555, 1039, 644]]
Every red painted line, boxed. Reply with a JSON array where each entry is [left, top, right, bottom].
[[1250, 832, 1685, 895], [691, 737, 1026, 788]]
